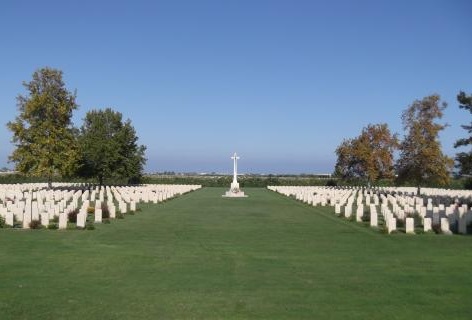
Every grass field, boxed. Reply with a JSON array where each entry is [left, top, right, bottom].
[[0, 187, 471, 319]]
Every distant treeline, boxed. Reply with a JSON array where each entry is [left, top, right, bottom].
[[142, 175, 337, 187], [0, 173, 335, 187], [142, 175, 472, 189], [1, 173, 470, 190], [0, 174, 131, 186]]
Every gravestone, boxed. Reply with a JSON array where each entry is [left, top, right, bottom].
[[32, 201, 39, 221], [458, 209, 467, 234], [77, 210, 86, 228], [356, 204, 364, 222], [109, 204, 116, 218], [23, 209, 31, 229], [388, 217, 396, 234], [119, 202, 127, 214], [6, 211, 14, 226], [58, 212, 67, 229], [344, 205, 352, 218], [40, 212, 49, 226], [335, 203, 341, 215], [95, 200, 102, 223], [440, 218, 452, 234], [424, 218, 432, 232], [370, 207, 378, 227], [405, 218, 414, 234]]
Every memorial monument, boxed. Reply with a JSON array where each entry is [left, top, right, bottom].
[[223, 152, 247, 197]]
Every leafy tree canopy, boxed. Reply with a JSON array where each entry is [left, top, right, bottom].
[[78, 108, 146, 185], [396, 94, 453, 187], [334, 123, 398, 184], [7, 67, 79, 187], [454, 91, 472, 177]]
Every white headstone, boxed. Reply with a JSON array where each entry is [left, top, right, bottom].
[[109, 205, 116, 218], [440, 218, 452, 234], [370, 208, 378, 227], [40, 212, 49, 226], [356, 204, 364, 222], [95, 208, 102, 223], [424, 218, 432, 232], [77, 210, 86, 228], [6, 211, 14, 226], [405, 218, 415, 234], [31, 201, 39, 221], [119, 202, 127, 214], [335, 203, 341, 215], [23, 210, 31, 229], [388, 217, 396, 234], [344, 205, 352, 218], [58, 212, 67, 229]]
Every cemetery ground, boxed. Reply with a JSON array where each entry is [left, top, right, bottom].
[[0, 187, 471, 319]]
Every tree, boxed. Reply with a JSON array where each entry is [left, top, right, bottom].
[[396, 95, 453, 187], [454, 91, 472, 177], [77, 108, 146, 185], [7, 67, 79, 188], [335, 138, 357, 179], [334, 123, 398, 185]]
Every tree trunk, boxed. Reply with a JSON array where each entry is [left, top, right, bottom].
[[99, 175, 103, 187], [48, 175, 53, 189]]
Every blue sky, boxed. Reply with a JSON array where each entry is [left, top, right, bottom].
[[1, 0, 471, 174]]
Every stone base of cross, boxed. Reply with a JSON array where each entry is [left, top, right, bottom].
[[224, 187, 246, 197], [230, 181, 240, 193]]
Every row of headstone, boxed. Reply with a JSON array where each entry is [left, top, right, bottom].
[[268, 186, 471, 235], [0, 184, 201, 229]]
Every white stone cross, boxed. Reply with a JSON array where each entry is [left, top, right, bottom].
[[223, 152, 247, 197], [231, 152, 240, 183]]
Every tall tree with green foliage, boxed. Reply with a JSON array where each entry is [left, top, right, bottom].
[[7, 67, 79, 187], [453, 91, 472, 178], [396, 95, 453, 187], [78, 108, 146, 185], [334, 123, 398, 185]]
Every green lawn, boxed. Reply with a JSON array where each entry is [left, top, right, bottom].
[[0, 187, 471, 319]]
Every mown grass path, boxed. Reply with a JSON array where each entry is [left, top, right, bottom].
[[0, 187, 471, 319]]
